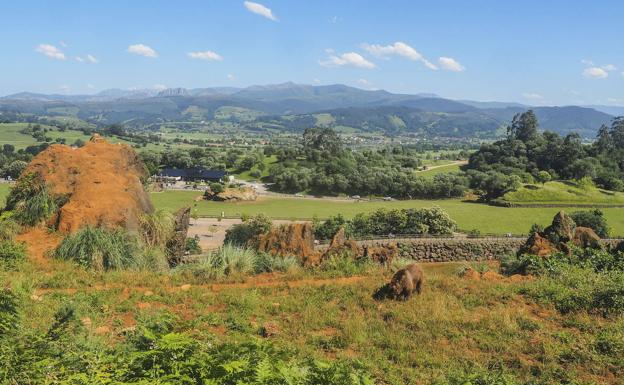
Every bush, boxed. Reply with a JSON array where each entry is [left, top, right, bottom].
[[54, 226, 139, 270], [0, 288, 19, 335], [224, 214, 272, 247], [0, 240, 27, 269], [5, 173, 58, 226], [313, 214, 348, 240], [348, 206, 456, 237], [570, 209, 610, 238], [185, 235, 202, 254], [209, 182, 224, 194]]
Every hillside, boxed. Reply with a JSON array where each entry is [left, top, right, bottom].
[[1, 83, 615, 138]]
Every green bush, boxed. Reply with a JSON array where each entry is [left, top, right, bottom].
[[185, 235, 202, 254], [54, 226, 139, 270], [224, 214, 272, 247], [0, 288, 19, 335], [313, 214, 348, 240], [0, 240, 27, 269], [570, 209, 610, 238], [5, 173, 58, 226]]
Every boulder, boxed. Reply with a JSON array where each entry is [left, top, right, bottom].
[[205, 186, 257, 202], [518, 232, 557, 257], [322, 227, 361, 260], [362, 243, 397, 265], [166, 207, 192, 266], [257, 223, 318, 266], [544, 211, 576, 243], [572, 226, 603, 250]]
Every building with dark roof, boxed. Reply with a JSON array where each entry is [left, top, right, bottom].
[[156, 168, 228, 182]]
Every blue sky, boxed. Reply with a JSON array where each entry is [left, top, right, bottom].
[[1, 0, 623, 105]]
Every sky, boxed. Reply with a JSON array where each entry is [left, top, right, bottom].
[[0, 0, 623, 106]]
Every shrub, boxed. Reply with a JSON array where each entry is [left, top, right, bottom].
[[570, 209, 610, 238], [211, 244, 256, 276], [134, 246, 170, 271], [224, 214, 272, 247], [0, 288, 19, 335], [346, 206, 456, 238], [313, 214, 348, 240], [185, 235, 202, 254], [0, 240, 27, 269], [209, 182, 224, 194], [54, 226, 139, 270]]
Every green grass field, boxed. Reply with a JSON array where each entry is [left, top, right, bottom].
[[417, 162, 462, 179], [503, 181, 624, 205], [235, 155, 278, 181], [150, 191, 624, 235]]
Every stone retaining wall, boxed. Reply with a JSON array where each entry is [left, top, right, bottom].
[[362, 238, 526, 262]]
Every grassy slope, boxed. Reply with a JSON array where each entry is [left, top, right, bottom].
[[503, 181, 624, 205], [235, 155, 278, 181], [5, 260, 621, 384], [150, 191, 624, 235], [0, 123, 93, 149], [417, 163, 462, 179]]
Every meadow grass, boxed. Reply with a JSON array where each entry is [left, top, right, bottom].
[[417, 162, 462, 179], [150, 191, 624, 235], [503, 180, 624, 205], [3, 259, 622, 384]]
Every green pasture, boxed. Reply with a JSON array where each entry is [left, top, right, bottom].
[[503, 181, 624, 205]]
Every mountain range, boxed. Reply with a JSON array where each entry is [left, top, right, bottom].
[[1, 82, 620, 138]]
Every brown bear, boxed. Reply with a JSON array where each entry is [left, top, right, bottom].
[[389, 264, 424, 300]]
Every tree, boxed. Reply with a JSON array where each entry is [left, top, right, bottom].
[[570, 209, 610, 238], [2, 160, 27, 179], [536, 170, 551, 185], [303, 128, 343, 154], [508, 110, 538, 143]]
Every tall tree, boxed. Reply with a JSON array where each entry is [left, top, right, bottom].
[[509, 110, 539, 143]]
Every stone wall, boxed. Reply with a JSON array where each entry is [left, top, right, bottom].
[[357, 238, 526, 262]]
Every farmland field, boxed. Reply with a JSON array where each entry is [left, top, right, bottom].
[[150, 191, 624, 235]]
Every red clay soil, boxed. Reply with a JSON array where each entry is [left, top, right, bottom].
[[16, 226, 63, 266], [257, 223, 319, 266], [23, 134, 153, 233]]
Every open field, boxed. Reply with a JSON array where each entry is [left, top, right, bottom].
[[503, 181, 624, 205], [3, 258, 622, 385], [150, 191, 624, 235], [416, 161, 464, 179]]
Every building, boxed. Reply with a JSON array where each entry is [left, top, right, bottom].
[[156, 167, 228, 182]]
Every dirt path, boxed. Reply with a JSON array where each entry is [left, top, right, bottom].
[[16, 227, 63, 267]]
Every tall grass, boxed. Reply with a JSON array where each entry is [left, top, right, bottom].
[[5, 173, 58, 226], [0, 217, 21, 241], [175, 244, 301, 282], [138, 209, 174, 247], [54, 226, 139, 271]]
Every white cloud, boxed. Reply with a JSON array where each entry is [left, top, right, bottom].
[[522, 92, 544, 100], [152, 84, 168, 91], [319, 52, 376, 69], [583, 67, 608, 79], [86, 83, 95, 89], [35, 44, 66, 60], [243, 1, 277, 21], [362, 41, 437, 69], [313, 78, 321, 84], [127, 44, 158, 58], [76, 54, 98, 64], [227, 74, 236, 81], [357, 78, 370, 85], [59, 85, 70, 93], [581, 59, 594, 66], [329, 16, 340, 23], [438, 57, 465, 72], [59, 41, 67, 48], [187, 51, 223, 61], [602, 64, 617, 71]]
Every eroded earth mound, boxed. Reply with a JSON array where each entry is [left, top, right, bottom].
[[23, 134, 153, 233]]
